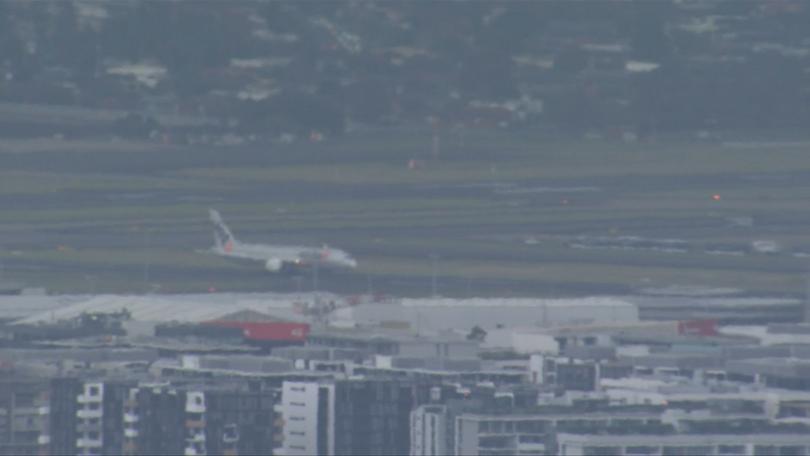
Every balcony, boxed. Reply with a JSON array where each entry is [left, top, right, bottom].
[[186, 404, 206, 414], [76, 409, 103, 419], [14, 406, 42, 416], [186, 431, 206, 443], [184, 446, 205, 456], [13, 416, 46, 432], [124, 412, 139, 423], [38, 435, 50, 446], [124, 428, 139, 439], [76, 437, 103, 448], [77, 394, 102, 404], [185, 392, 206, 414], [517, 442, 546, 453], [222, 424, 239, 444], [185, 419, 205, 429], [77, 423, 103, 434]]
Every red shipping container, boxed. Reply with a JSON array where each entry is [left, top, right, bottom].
[[677, 320, 718, 337], [204, 320, 309, 342]]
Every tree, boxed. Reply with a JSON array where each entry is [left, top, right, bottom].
[[113, 113, 160, 138], [467, 326, 487, 342], [627, 2, 675, 62]]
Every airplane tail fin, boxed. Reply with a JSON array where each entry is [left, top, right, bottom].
[[209, 209, 237, 253]]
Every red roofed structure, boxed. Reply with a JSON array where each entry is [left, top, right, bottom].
[[202, 309, 309, 347]]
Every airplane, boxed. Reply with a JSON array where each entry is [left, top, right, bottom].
[[206, 209, 357, 274]]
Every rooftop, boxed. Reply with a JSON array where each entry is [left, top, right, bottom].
[[400, 297, 636, 308], [309, 326, 471, 344], [557, 432, 810, 445], [10, 292, 322, 325]]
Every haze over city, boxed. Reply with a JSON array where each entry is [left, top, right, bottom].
[[2, 2, 810, 455]]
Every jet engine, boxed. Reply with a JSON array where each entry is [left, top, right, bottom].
[[265, 258, 284, 272]]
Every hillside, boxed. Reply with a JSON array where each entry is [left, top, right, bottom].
[[0, 1, 808, 140]]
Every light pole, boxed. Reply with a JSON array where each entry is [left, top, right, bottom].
[[805, 271, 810, 323], [84, 274, 97, 295], [312, 260, 320, 294], [429, 253, 439, 297], [142, 227, 152, 289]]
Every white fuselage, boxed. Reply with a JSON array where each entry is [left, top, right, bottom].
[[212, 241, 357, 272], [206, 208, 357, 273]]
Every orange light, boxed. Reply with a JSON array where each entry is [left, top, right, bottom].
[[712, 194, 721, 201], [208, 287, 217, 293]]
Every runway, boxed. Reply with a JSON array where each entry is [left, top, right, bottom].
[[2, 133, 810, 298]]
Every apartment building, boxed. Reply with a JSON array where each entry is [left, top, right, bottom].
[[49, 378, 131, 456], [557, 433, 810, 456], [0, 375, 50, 456], [281, 378, 432, 455]]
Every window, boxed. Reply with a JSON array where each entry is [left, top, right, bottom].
[[626, 446, 660, 455], [718, 445, 746, 455], [14, 393, 35, 407], [479, 436, 511, 449], [754, 446, 778, 456], [683, 446, 714, 456], [89, 386, 100, 396], [519, 435, 544, 444], [779, 447, 805, 456], [663, 447, 715, 456], [584, 447, 622, 456]]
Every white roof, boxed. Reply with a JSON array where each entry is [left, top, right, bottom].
[[9, 294, 636, 326], [0, 294, 86, 321], [600, 377, 677, 391], [400, 297, 635, 308], [10, 292, 334, 325], [720, 325, 810, 346]]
